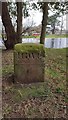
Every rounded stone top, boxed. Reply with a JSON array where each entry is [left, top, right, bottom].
[[14, 43, 45, 56]]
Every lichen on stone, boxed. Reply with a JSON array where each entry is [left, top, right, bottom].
[[14, 43, 45, 56]]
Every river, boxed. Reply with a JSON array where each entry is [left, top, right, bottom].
[[0, 38, 68, 49]]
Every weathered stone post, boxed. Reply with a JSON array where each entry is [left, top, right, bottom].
[[14, 43, 45, 84]]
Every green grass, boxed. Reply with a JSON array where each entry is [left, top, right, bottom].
[[45, 48, 66, 92], [45, 34, 68, 38], [2, 65, 14, 76], [22, 35, 38, 38], [6, 83, 50, 102], [2, 48, 67, 102], [3, 105, 12, 115], [0, 34, 68, 42], [0, 34, 2, 38], [22, 34, 68, 39]]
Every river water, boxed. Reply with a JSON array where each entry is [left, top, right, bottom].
[[0, 38, 68, 49], [22, 38, 68, 48]]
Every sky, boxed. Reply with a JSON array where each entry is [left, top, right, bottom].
[[23, 9, 66, 30], [0, 11, 66, 30], [23, 10, 43, 27], [0, 1, 67, 30]]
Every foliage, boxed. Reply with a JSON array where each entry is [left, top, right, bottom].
[[8, 2, 17, 27], [8, 2, 31, 20], [7, 1, 67, 25], [48, 14, 60, 27], [2, 1, 68, 48]]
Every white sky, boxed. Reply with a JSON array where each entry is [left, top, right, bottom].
[[0, 2, 67, 30], [23, 10, 43, 27], [23, 9, 67, 30], [0, 11, 66, 30]]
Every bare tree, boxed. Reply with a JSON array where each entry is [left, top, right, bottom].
[[40, 2, 48, 44], [2, 1, 23, 49], [16, 1, 23, 43], [2, 2, 17, 49]]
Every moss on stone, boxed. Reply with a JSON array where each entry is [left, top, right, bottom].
[[14, 43, 45, 56]]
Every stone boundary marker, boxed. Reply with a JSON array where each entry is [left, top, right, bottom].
[[14, 43, 45, 84]]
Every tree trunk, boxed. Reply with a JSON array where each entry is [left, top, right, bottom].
[[60, 15, 63, 34], [0, 1, 2, 16], [17, 2, 22, 43], [40, 2, 48, 44], [52, 25, 55, 34], [2, 2, 17, 49]]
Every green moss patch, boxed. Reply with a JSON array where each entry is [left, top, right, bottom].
[[14, 43, 45, 56]]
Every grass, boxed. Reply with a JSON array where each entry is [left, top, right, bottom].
[[2, 48, 67, 98], [45, 48, 66, 91], [2, 65, 14, 76], [2, 48, 67, 118], [0, 34, 68, 39], [22, 34, 68, 39], [6, 83, 50, 102], [45, 34, 68, 38]]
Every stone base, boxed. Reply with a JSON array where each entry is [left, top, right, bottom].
[[14, 43, 45, 84]]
